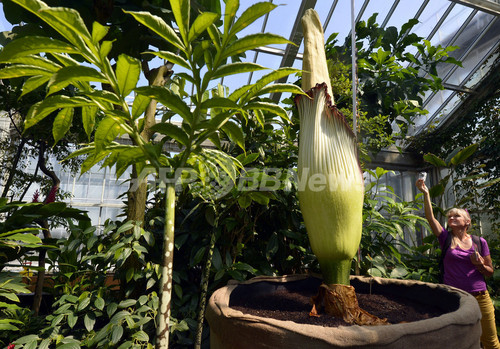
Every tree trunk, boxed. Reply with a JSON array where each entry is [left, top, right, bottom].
[[127, 63, 173, 225], [156, 182, 176, 348], [32, 141, 59, 315], [1, 138, 27, 198]]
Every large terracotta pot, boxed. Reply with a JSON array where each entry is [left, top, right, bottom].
[[206, 275, 481, 349]]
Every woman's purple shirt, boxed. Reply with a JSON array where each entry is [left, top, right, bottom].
[[438, 228, 489, 293]]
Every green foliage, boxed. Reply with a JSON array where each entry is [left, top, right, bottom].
[[324, 13, 461, 154], [411, 95, 500, 236], [0, 198, 89, 269], [361, 168, 434, 281], [421, 143, 499, 234]]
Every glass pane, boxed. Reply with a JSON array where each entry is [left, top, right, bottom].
[[266, 1, 302, 50], [413, 1, 450, 39], [434, 12, 493, 80], [359, 1, 394, 26], [384, 0, 426, 30], [321, 1, 354, 47], [430, 5, 474, 47]]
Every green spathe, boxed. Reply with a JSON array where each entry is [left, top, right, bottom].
[[297, 84, 363, 286]]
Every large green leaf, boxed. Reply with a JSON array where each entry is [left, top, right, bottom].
[[124, 10, 185, 52], [25, 95, 94, 129], [0, 64, 54, 78], [8, 55, 62, 71], [82, 106, 98, 140], [423, 153, 447, 168], [144, 51, 190, 70], [134, 86, 193, 125], [207, 23, 222, 50], [245, 102, 289, 122], [253, 83, 306, 97], [11, 0, 94, 57], [221, 33, 292, 60], [188, 12, 219, 42], [200, 97, 240, 111], [94, 117, 124, 152], [4, 233, 42, 244], [92, 21, 109, 44], [115, 147, 146, 178], [151, 123, 189, 147], [53, 107, 74, 144], [449, 144, 478, 166], [170, 0, 190, 44], [80, 149, 109, 174], [229, 2, 277, 37], [116, 54, 140, 97], [223, 0, 239, 36], [85, 90, 121, 109], [47, 65, 107, 95], [210, 62, 268, 80], [242, 68, 301, 103], [221, 121, 244, 150], [0, 36, 78, 62], [131, 94, 151, 119], [20, 75, 50, 97], [38, 7, 94, 55]]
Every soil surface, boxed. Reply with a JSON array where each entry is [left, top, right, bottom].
[[230, 282, 447, 327]]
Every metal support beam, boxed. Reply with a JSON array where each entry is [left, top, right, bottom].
[[449, 0, 500, 16], [270, 0, 317, 102]]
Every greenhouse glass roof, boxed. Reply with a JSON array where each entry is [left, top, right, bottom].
[[229, 0, 500, 147]]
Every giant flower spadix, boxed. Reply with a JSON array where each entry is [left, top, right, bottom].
[[296, 9, 364, 287]]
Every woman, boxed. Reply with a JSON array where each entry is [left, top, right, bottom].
[[416, 178, 500, 349]]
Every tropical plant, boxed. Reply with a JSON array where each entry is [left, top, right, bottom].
[[0, 0, 302, 346], [422, 143, 499, 229], [361, 167, 432, 280], [324, 13, 462, 154], [411, 95, 500, 236]]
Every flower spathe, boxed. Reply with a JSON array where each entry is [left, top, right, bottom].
[[295, 8, 387, 325], [295, 83, 364, 286]]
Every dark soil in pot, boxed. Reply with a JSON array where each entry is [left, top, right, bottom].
[[230, 276, 453, 327]]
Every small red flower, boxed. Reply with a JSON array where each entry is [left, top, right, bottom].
[[44, 185, 58, 204], [32, 189, 40, 203], [8, 343, 15, 349]]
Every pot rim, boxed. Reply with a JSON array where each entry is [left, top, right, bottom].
[[207, 274, 481, 347]]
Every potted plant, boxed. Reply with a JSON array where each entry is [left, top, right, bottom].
[[205, 9, 482, 348]]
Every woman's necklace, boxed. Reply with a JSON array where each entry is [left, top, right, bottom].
[[451, 234, 472, 250]]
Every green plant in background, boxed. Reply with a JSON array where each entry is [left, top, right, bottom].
[[324, 13, 461, 156], [361, 167, 432, 281], [422, 143, 499, 230], [0, 0, 302, 346]]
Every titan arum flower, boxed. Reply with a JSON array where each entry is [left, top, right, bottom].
[[295, 9, 387, 325]]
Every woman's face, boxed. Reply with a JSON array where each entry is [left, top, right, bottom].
[[447, 213, 469, 230]]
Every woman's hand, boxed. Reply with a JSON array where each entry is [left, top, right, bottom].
[[416, 179, 429, 195], [470, 253, 494, 277], [470, 252, 484, 266]]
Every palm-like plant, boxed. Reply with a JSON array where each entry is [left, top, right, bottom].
[[0, 0, 303, 346]]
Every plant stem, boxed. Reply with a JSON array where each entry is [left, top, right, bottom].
[[320, 259, 351, 286], [156, 182, 176, 349], [194, 227, 217, 349]]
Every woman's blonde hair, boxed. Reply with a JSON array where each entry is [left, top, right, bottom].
[[446, 208, 472, 231]]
